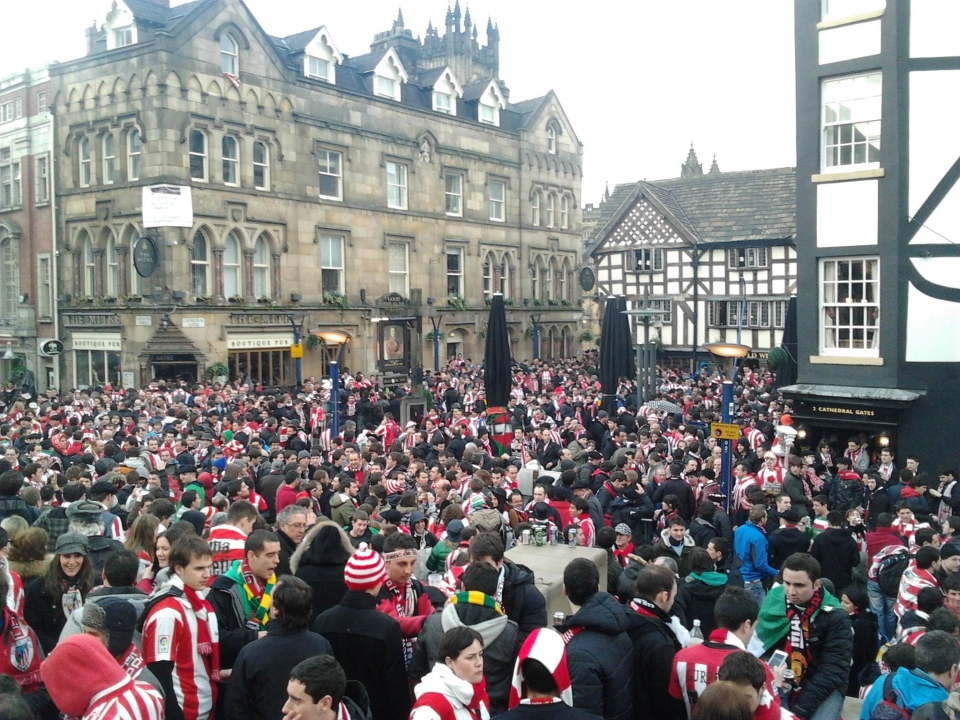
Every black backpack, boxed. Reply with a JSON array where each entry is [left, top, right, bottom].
[[877, 549, 913, 599]]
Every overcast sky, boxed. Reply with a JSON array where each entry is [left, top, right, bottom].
[[2, 0, 796, 204]]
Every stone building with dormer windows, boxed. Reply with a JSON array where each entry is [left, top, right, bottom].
[[49, 0, 583, 389]]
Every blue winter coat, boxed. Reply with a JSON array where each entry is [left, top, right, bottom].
[[859, 667, 948, 719]]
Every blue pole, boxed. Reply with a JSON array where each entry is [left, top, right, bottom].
[[433, 331, 440, 372], [719, 379, 734, 514], [293, 325, 302, 387], [533, 321, 540, 360], [329, 360, 340, 437]]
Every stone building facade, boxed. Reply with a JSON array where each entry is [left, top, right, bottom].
[[0, 67, 57, 391], [49, 0, 583, 389]]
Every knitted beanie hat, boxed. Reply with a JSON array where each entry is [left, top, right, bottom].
[[343, 543, 386, 591]]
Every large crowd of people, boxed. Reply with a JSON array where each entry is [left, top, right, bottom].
[[0, 351, 956, 720]]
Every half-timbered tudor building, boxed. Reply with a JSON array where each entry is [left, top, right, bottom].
[[786, 0, 960, 468], [586, 148, 797, 372]]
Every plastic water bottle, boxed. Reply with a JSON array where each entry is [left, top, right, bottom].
[[690, 619, 704, 644]]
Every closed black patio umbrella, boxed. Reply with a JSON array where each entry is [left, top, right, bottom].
[[483, 293, 515, 455], [616, 296, 636, 385], [776, 296, 798, 388], [599, 296, 619, 415]]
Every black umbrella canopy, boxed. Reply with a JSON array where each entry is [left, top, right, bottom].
[[599, 297, 619, 414], [483, 293, 513, 407], [777, 296, 799, 388], [616, 296, 637, 382]]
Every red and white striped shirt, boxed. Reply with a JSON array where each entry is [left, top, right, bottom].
[[142, 591, 218, 720], [757, 465, 785, 495], [206, 524, 247, 580], [669, 630, 781, 720], [895, 563, 939, 619], [82, 676, 165, 720], [746, 427, 766, 452]]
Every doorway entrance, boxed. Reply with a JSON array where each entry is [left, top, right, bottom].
[[149, 355, 199, 383]]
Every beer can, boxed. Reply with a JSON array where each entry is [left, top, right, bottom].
[[567, 525, 578, 547], [521, 529, 531, 545], [553, 612, 566, 627]]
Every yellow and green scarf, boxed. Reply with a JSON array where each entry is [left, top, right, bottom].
[[448, 590, 503, 615]]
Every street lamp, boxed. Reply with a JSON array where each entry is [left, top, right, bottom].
[[623, 292, 663, 405], [286, 313, 306, 387], [317, 330, 350, 437], [704, 341, 751, 514]]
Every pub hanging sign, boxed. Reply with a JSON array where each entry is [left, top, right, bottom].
[[133, 236, 159, 278]]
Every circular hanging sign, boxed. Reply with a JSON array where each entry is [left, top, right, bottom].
[[579, 266, 596, 292], [39, 339, 64, 357], [133, 236, 159, 278]]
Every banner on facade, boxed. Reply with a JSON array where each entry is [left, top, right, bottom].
[[142, 185, 194, 228]]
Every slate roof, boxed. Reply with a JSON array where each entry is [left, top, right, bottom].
[[126, 0, 203, 25], [587, 167, 796, 256], [111, 0, 556, 135]]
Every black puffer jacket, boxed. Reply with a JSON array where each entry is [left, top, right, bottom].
[[768, 600, 853, 720], [810, 527, 860, 593], [500, 560, 547, 638], [674, 571, 729, 636], [313, 590, 411, 720], [626, 600, 686, 720], [563, 592, 634, 720], [768, 526, 811, 573], [291, 522, 351, 623], [610, 491, 655, 545]]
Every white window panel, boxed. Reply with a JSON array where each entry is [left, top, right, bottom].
[[445, 173, 463, 216], [388, 241, 409, 295], [319, 235, 345, 294], [318, 149, 342, 200], [820, 257, 880, 355], [821, 72, 882, 171], [222, 136, 239, 186], [489, 180, 505, 221], [387, 162, 407, 210], [446, 247, 463, 297]]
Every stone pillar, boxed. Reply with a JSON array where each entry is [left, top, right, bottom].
[[92, 248, 104, 298], [272, 253, 281, 302], [116, 245, 129, 297], [73, 251, 82, 296], [212, 246, 224, 300], [243, 248, 255, 301]]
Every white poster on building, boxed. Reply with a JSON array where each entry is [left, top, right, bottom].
[[142, 185, 194, 228]]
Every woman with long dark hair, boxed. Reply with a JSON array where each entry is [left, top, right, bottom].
[[24, 532, 94, 652]]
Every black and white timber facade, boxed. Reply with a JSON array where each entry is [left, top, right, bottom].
[[585, 149, 797, 371]]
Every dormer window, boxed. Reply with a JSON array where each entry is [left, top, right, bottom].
[[478, 81, 506, 127], [303, 27, 342, 84], [376, 76, 397, 99], [104, 1, 137, 50], [114, 27, 133, 47], [434, 92, 453, 114], [372, 48, 407, 102], [547, 126, 557, 154], [221, 35, 239, 76], [307, 57, 331, 81], [432, 68, 463, 117], [480, 104, 497, 125]]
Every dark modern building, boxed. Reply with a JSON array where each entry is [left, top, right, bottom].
[[787, 0, 960, 467]]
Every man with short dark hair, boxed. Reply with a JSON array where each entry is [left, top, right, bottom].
[[670, 588, 783, 720], [768, 509, 811, 572], [141, 536, 218, 720], [282, 654, 368, 720], [753, 554, 851, 720], [810, 510, 859, 594], [653, 516, 697, 577], [859, 630, 958, 719], [560, 557, 633, 720], [627, 564, 685, 720], [0, 470, 39, 524], [209, 529, 281, 670], [225, 576, 333, 720], [734, 505, 778, 605], [470, 532, 546, 638]]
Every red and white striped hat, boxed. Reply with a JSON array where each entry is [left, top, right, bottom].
[[343, 543, 386, 591], [508, 628, 573, 708]]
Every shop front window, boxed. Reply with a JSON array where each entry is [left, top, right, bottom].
[[228, 348, 292, 387], [74, 349, 122, 388]]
